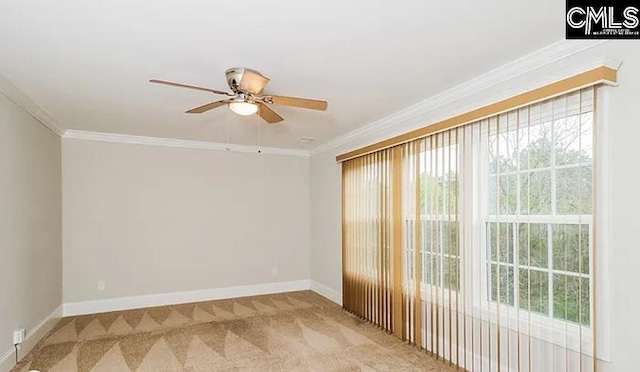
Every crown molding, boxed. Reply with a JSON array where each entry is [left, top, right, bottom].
[[309, 40, 609, 156], [63, 130, 310, 157], [0, 72, 66, 136]]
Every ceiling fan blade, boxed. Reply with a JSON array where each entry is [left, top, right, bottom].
[[268, 95, 328, 111], [257, 103, 284, 124], [185, 100, 228, 114], [238, 70, 270, 94], [150, 79, 232, 96]]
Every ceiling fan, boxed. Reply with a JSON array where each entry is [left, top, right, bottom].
[[150, 67, 328, 124]]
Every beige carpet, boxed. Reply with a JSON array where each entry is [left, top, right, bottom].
[[12, 291, 455, 371]]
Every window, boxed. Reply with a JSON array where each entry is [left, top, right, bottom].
[[403, 135, 461, 292], [483, 91, 593, 326], [421, 137, 461, 291], [400, 89, 596, 335]]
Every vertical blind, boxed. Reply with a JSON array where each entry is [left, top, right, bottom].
[[342, 87, 598, 372], [342, 149, 394, 330]]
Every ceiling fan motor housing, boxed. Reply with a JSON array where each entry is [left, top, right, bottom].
[[225, 67, 263, 93]]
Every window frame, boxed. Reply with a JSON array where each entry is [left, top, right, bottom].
[[478, 102, 593, 319], [468, 87, 612, 360]]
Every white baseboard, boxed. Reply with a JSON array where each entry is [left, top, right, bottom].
[[63, 280, 312, 316], [310, 280, 342, 306], [0, 304, 63, 372]]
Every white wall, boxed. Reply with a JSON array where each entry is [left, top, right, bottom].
[[310, 150, 342, 297], [0, 93, 62, 366], [309, 40, 640, 372], [62, 139, 310, 303]]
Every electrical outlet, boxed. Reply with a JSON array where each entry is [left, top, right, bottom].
[[13, 328, 25, 345], [98, 281, 106, 291], [272, 267, 278, 276]]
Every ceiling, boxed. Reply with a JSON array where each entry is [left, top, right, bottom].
[[0, 0, 565, 150]]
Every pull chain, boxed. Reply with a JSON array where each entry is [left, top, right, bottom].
[[257, 113, 262, 153]]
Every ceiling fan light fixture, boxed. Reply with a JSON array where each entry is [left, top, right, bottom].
[[228, 101, 258, 116]]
